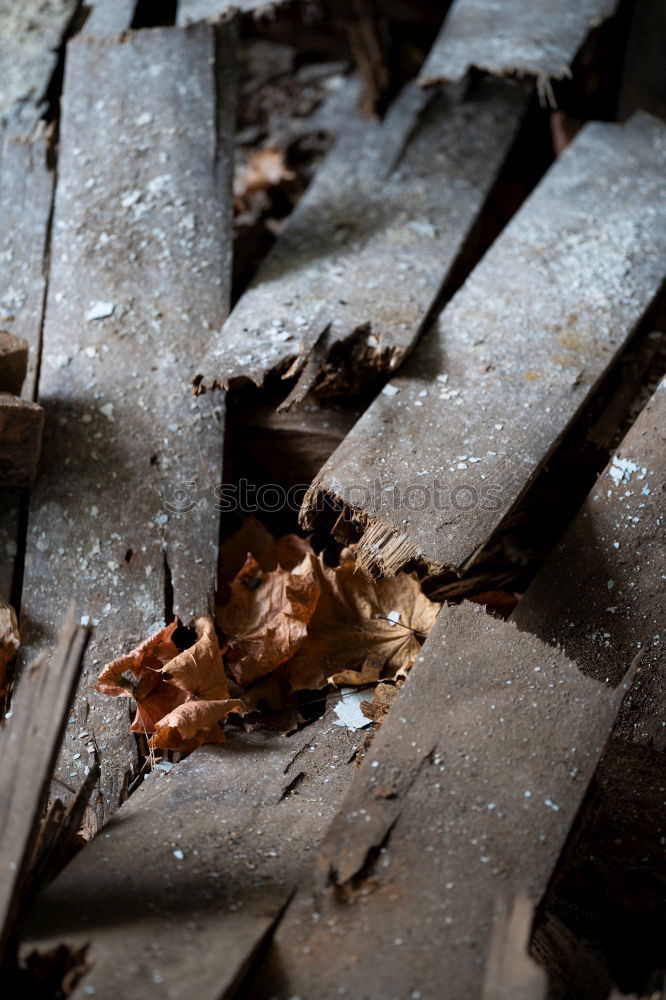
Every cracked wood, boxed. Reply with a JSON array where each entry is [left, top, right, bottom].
[[419, 0, 619, 97], [195, 76, 529, 396], [18, 23, 235, 827], [21, 703, 360, 1000], [302, 113, 666, 578], [246, 601, 633, 1000]]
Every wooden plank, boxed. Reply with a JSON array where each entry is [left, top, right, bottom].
[[0, 612, 89, 963], [512, 378, 666, 748], [419, 0, 619, 98], [482, 895, 547, 1000], [21, 702, 361, 1000], [301, 113, 666, 578], [195, 76, 529, 397], [0, 394, 44, 487], [19, 23, 236, 827], [82, 0, 137, 35], [245, 601, 632, 999], [0, 0, 79, 135], [0, 131, 54, 600]]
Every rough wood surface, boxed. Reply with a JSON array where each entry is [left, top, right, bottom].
[[177, 0, 285, 23], [195, 77, 529, 396], [19, 24, 236, 827], [0, 0, 79, 135], [302, 113, 666, 578], [0, 612, 88, 963], [0, 131, 54, 600], [512, 378, 665, 749], [482, 895, 547, 1000], [247, 602, 632, 1000], [419, 0, 619, 96], [22, 703, 360, 1000], [0, 394, 44, 487], [0, 331, 29, 396]]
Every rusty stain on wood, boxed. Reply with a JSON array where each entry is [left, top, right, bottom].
[[195, 76, 529, 397], [301, 113, 666, 580], [18, 23, 236, 826]]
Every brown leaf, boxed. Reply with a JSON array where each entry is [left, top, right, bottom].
[[161, 616, 229, 700], [218, 554, 319, 686], [150, 698, 244, 754], [285, 556, 440, 691], [219, 517, 313, 585], [360, 680, 400, 724], [234, 148, 295, 208], [328, 655, 383, 688], [0, 597, 19, 698]]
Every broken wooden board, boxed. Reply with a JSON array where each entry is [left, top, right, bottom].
[[418, 0, 619, 98], [195, 76, 529, 397], [0, 613, 88, 964], [0, 395, 44, 487], [0, 0, 79, 135], [246, 601, 632, 1000], [482, 896, 547, 1000], [302, 113, 666, 578], [0, 131, 54, 600], [512, 377, 665, 749], [82, 0, 137, 35], [19, 23, 236, 827], [21, 703, 361, 999]]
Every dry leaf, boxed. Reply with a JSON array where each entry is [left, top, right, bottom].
[[150, 698, 244, 754], [161, 616, 229, 700], [360, 681, 400, 724], [0, 597, 19, 698], [328, 655, 383, 688], [219, 517, 313, 585], [218, 554, 319, 686], [234, 148, 295, 209], [96, 621, 187, 735], [285, 556, 440, 691]]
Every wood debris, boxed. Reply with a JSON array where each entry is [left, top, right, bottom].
[[18, 22, 236, 826], [302, 112, 666, 578], [245, 602, 634, 998], [419, 0, 620, 100], [195, 76, 529, 398]]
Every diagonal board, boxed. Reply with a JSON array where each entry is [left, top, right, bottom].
[[19, 24, 236, 827], [195, 76, 529, 396], [512, 377, 666, 749], [418, 0, 619, 97], [0, 612, 88, 963], [0, 0, 80, 135], [21, 703, 361, 1000], [246, 602, 633, 1000], [302, 113, 666, 578], [0, 131, 54, 601]]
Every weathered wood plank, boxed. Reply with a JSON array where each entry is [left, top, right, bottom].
[[21, 703, 360, 1000], [246, 602, 632, 999], [177, 0, 285, 24], [302, 113, 666, 578], [0, 0, 79, 135], [82, 0, 137, 35], [0, 612, 88, 963], [512, 377, 665, 748], [419, 0, 619, 97], [482, 895, 547, 1000], [0, 131, 54, 600], [19, 23, 236, 826], [0, 395, 44, 487], [195, 76, 529, 397]]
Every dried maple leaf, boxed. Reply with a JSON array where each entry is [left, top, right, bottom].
[[96, 621, 187, 735], [219, 517, 313, 585], [0, 597, 19, 698], [328, 655, 383, 688], [150, 698, 244, 754], [218, 554, 319, 686], [161, 616, 229, 700], [284, 556, 440, 691]]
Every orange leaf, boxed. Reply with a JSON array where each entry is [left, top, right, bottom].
[[219, 517, 314, 585], [161, 615, 229, 700], [150, 698, 244, 753], [96, 620, 179, 698], [0, 598, 19, 699], [217, 554, 319, 686]]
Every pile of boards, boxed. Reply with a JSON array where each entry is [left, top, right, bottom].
[[0, 0, 664, 998]]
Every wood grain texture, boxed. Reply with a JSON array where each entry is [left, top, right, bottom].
[[302, 113, 666, 578], [196, 77, 529, 395], [419, 0, 619, 93], [0, 612, 88, 963], [19, 23, 236, 826], [22, 703, 360, 1000], [247, 602, 632, 1000]]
